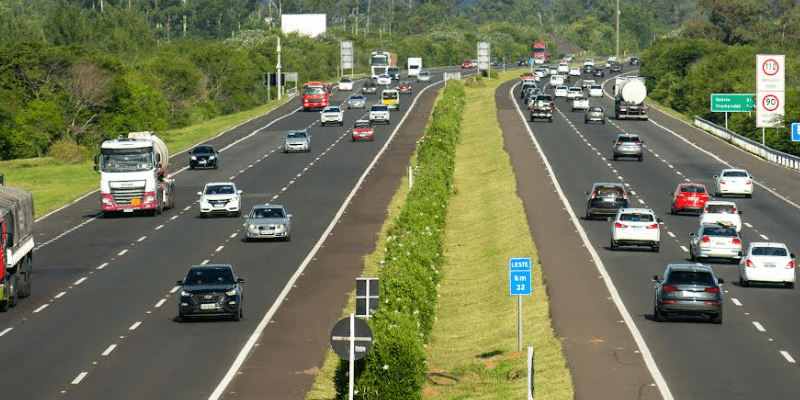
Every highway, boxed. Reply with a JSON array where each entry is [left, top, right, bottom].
[[507, 70, 800, 399], [0, 68, 465, 399]]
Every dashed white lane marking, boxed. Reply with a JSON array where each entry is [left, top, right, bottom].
[[638, 199, 645, 204], [101, 344, 117, 356], [170, 215, 178, 221], [154, 299, 167, 308], [760, 234, 769, 240], [54, 291, 66, 299], [215, 246, 224, 253], [752, 321, 766, 332], [680, 245, 689, 252], [229, 176, 236, 180], [129, 321, 142, 331], [137, 236, 146, 242], [97, 262, 108, 270], [33, 304, 49, 313], [230, 233, 237, 238], [184, 206, 192, 211], [732, 298, 742, 306], [71, 372, 88, 385], [745, 222, 753, 228], [34, 216, 97, 251], [73, 277, 87, 286], [117, 249, 128, 256], [201, 260, 210, 265], [170, 286, 180, 293], [155, 224, 164, 230], [667, 231, 676, 238], [0, 327, 12, 337], [781, 351, 796, 363]]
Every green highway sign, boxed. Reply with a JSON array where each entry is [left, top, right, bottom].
[[711, 93, 755, 112]]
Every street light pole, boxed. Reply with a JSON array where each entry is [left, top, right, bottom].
[[276, 36, 282, 100], [616, 0, 620, 60]]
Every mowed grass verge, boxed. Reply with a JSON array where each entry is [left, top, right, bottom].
[[0, 98, 290, 218], [422, 73, 573, 399]]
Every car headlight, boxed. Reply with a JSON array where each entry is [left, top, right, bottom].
[[277, 224, 286, 229], [209, 156, 216, 159], [191, 156, 197, 160], [248, 224, 256, 229], [226, 289, 238, 296], [102, 197, 113, 205], [145, 195, 155, 202], [180, 290, 191, 297]]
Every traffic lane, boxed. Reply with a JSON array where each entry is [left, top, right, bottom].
[[503, 81, 661, 400], [514, 88, 800, 398]]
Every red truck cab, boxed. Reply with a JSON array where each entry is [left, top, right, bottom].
[[302, 82, 331, 110]]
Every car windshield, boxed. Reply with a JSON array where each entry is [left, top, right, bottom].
[[287, 131, 307, 139], [205, 185, 235, 195], [589, 107, 603, 112], [706, 204, 735, 214], [617, 136, 640, 143], [191, 146, 214, 154], [723, 171, 748, 178], [340, 78, 351, 83], [701, 226, 738, 237], [372, 106, 388, 111], [186, 267, 235, 285], [752, 247, 789, 257], [619, 213, 654, 222], [667, 271, 716, 286], [100, 152, 154, 173], [364, 83, 376, 87], [303, 87, 325, 95], [595, 186, 623, 197], [325, 107, 341, 112], [355, 122, 371, 129], [590, 85, 602, 90], [250, 207, 285, 219], [681, 185, 706, 194], [349, 95, 364, 100], [382, 92, 398, 100]]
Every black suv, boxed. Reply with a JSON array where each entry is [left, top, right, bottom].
[[629, 56, 640, 66], [189, 144, 218, 169], [177, 264, 244, 321], [610, 61, 622, 73], [585, 182, 629, 220], [593, 66, 605, 78]]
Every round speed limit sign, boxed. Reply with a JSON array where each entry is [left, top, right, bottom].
[[762, 94, 780, 112], [762, 59, 780, 76]]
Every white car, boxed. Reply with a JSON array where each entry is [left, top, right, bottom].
[[338, 78, 354, 91], [376, 74, 392, 86], [553, 85, 569, 99], [320, 106, 344, 126], [550, 75, 565, 86], [198, 182, 242, 217], [584, 59, 595, 66], [571, 97, 590, 112], [714, 168, 754, 198], [739, 242, 796, 288], [557, 63, 569, 74], [416, 70, 431, 83], [533, 56, 545, 65], [566, 87, 584, 100], [588, 85, 603, 97], [568, 67, 581, 77], [689, 223, 742, 263], [534, 69, 546, 78], [610, 208, 660, 252], [698, 200, 742, 233], [368, 104, 390, 125]]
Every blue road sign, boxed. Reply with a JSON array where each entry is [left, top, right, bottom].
[[529, 58, 535, 66], [792, 123, 800, 142], [509, 258, 532, 295]]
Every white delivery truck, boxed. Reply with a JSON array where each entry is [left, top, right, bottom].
[[407, 57, 422, 77]]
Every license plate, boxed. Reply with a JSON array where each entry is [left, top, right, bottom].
[[603, 197, 615, 202], [214, 204, 224, 208], [200, 303, 216, 310], [764, 263, 776, 268]]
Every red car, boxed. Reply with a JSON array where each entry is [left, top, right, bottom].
[[352, 120, 374, 141], [671, 183, 710, 215], [461, 60, 473, 68], [396, 81, 412, 94]]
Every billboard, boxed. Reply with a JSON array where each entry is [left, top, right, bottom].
[[281, 14, 327, 37]]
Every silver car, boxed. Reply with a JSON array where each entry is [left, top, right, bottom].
[[612, 134, 643, 161], [652, 263, 723, 324], [689, 223, 743, 264], [283, 130, 310, 153], [244, 205, 292, 241], [584, 106, 605, 124], [417, 70, 431, 82], [347, 94, 367, 109]]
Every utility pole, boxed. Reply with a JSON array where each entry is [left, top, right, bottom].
[[616, 0, 620, 60]]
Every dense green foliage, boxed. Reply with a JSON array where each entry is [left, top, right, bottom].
[[333, 82, 465, 399], [642, 0, 800, 155]]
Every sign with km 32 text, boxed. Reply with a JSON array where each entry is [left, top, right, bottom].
[[509, 258, 532, 296]]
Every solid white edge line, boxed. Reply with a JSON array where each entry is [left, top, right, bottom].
[[207, 74, 444, 400], [780, 351, 796, 363], [508, 82, 674, 400], [71, 372, 88, 385], [0, 327, 12, 337]]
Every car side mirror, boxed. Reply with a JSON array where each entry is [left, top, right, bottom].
[[738, 211, 742, 214], [713, 175, 719, 179], [237, 190, 243, 194], [656, 217, 663, 223], [651, 275, 660, 282], [287, 214, 293, 218], [791, 253, 796, 259], [197, 192, 202, 196], [737, 251, 743, 256], [176, 280, 183, 285], [584, 191, 590, 196], [237, 278, 245, 283], [717, 278, 725, 284], [689, 232, 696, 237]]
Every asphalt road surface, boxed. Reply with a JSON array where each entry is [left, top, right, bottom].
[[0, 68, 469, 400], [502, 69, 800, 399]]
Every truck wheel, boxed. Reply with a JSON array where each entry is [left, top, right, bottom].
[[6, 274, 17, 308], [20, 258, 31, 298]]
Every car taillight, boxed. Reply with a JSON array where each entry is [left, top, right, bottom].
[[745, 180, 751, 184], [746, 259, 755, 268], [590, 189, 596, 198], [646, 223, 658, 229], [704, 287, 720, 294], [733, 206, 738, 213], [703, 302, 721, 306], [662, 285, 679, 292], [719, 180, 726, 185], [615, 222, 626, 228], [621, 190, 628, 199], [788, 261, 795, 269], [616, 142, 623, 146], [732, 238, 741, 244], [636, 142, 642, 145], [701, 236, 710, 243]]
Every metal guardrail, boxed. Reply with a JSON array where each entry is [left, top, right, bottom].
[[693, 116, 800, 171]]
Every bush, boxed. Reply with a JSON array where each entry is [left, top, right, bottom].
[[48, 139, 90, 164]]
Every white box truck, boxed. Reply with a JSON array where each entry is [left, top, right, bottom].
[[407, 57, 422, 77]]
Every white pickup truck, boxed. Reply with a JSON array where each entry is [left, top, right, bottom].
[[320, 106, 344, 126]]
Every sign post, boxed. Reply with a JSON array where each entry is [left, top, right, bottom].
[[755, 55, 785, 141], [510, 257, 532, 350], [527, 346, 534, 399], [330, 314, 373, 400]]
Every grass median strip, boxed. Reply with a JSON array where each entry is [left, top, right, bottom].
[[422, 73, 573, 399]]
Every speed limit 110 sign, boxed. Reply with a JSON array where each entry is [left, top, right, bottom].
[[756, 54, 785, 128]]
